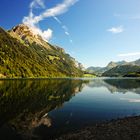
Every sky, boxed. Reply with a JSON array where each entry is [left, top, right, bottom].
[[0, 0, 140, 68]]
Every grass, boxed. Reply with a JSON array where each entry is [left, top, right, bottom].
[[83, 74, 96, 77]]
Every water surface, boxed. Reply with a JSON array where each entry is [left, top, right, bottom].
[[0, 78, 140, 139]]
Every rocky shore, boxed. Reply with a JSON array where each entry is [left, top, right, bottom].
[[57, 116, 140, 140]]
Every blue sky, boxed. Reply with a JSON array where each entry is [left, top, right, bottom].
[[0, 0, 140, 67]]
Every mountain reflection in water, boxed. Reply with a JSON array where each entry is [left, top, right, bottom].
[[0, 79, 87, 139], [0, 78, 140, 140]]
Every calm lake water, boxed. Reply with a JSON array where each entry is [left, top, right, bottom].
[[0, 78, 140, 139]]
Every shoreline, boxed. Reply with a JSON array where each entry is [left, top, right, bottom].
[[0, 77, 140, 80], [57, 116, 140, 140]]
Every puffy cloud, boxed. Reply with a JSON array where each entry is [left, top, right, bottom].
[[107, 26, 124, 34], [26, 25, 53, 41], [41, 28, 53, 41]]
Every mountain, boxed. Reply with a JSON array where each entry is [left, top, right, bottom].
[[86, 66, 104, 74], [86, 61, 126, 75], [102, 65, 140, 77], [131, 59, 140, 66], [106, 60, 127, 69], [86, 60, 139, 76], [0, 24, 83, 78], [9, 24, 52, 49]]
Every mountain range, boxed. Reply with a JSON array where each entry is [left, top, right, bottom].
[[0, 24, 140, 78], [87, 59, 140, 77], [0, 24, 83, 78]]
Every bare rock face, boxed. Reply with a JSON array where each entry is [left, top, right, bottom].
[[9, 24, 52, 49], [11, 24, 36, 38]]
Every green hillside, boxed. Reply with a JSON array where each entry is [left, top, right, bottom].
[[102, 65, 140, 77], [87, 59, 140, 77], [0, 25, 83, 78]]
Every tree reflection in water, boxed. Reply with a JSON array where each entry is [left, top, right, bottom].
[[0, 78, 140, 140], [0, 79, 88, 139]]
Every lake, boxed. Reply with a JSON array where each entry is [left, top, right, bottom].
[[0, 78, 140, 140]]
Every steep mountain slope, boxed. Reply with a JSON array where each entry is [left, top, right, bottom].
[[9, 24, 52, 49], [0, 25, 83, 78], [102, 65, 140, 77], [131, 59, 140, 66]]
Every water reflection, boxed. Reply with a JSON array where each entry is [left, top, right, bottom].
[[87, 78, 140, 94], [0, 78, 140, 140], [104, 79, 140, 94], [0, 79, 88, 139]]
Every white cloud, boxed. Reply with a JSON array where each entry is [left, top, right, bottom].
[[107, 26, 124, 34], [26, 25, 53, 41], [65, 31, 70, 35], [23, 0, 78, 41], [30, 0, 45, 9], [29, 0, 79, 24], [41, 28, 53, 41], [62, 25, 70, 36], [118, 52, 140, 57], [53, 16, 62, 24], [53, 17, 70, 36]]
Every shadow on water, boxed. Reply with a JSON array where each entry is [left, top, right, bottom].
[[0, 78, 140, 139]]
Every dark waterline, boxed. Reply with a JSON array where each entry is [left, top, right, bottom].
[[0, 78, 140, 140]]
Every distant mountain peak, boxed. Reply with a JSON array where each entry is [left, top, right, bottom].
[[107, 60, 128, 68], [86, 60, 129, 75], [107, 61, 117, 68]]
